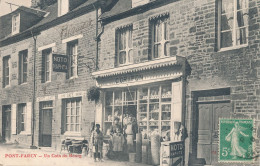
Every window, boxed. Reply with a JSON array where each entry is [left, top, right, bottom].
[[218, 0, 248, 50], [42, 49, 52, 82], [12, 14, 20, 35], [104, 83, 178, 140], [63, 98, 81, 132], [3, 56, 10, 87], [151, 17, 169, 59], [67, 40, 78, 78], [19, 50, 28, 84], [117, 27, 133, 65], [58, 0, 69, 16], [18, 103, 26, 133]]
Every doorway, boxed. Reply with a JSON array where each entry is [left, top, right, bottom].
[[39, 101, 53, 147], [194, 88, 232, 165], [2, 105, 11, 142], [197, 102, 231, 165]]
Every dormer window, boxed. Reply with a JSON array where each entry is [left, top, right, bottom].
[[58, 0, 69, 16], [12, 14, 20, 35], [132, 0, 150, 8]]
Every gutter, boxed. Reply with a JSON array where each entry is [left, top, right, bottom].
[[30, 29, 38, 149]]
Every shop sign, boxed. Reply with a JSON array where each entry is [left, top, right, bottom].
[[170, 141, 184, 158], [60, 19, 93, 39], [115, 74, 143, 84], [52, 54, 68, 72]]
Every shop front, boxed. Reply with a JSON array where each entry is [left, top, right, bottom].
[[92, 56, 189, 164]]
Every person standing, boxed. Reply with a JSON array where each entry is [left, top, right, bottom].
[[91, 124, 103, 162]]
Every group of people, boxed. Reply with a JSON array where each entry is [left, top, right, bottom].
[[90, 114, 138, 162]]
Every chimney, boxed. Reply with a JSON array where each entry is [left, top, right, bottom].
[[31, 0, 41, 8]]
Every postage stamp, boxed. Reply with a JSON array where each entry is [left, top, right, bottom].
[[219, 119, 254, 163]]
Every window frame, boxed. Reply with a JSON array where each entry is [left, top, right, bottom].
[[19, 50, 28, 84], [12, 13, 20, 35], [3, 56, 10, 88], [151, 16, 170, 59], [58, 0, 69, 16], [218, 0, 249, 51], [67, 40, 78, 79], [42, 48, 52, 83], [63, 97, 82, 133], [18, 103, 26, 133], [116, 27, 133, 66]]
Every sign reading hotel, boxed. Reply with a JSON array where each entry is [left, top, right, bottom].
[[52, 54, 68, 72], [170, 141, 184, 158]]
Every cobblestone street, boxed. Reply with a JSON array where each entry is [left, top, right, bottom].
[[0, 144, 150, 166]]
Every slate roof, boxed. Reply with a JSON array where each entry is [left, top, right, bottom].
[[0, 0, 98, 43], [100, 0, 132, 19]]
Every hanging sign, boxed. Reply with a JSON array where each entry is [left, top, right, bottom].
[[52, 54, 68, 72]]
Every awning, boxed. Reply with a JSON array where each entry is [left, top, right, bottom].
[[92, 56, 184, 78]]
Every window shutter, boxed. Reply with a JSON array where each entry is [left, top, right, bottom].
[[172, 80, 182, 122], [26, 102, 32, 134], [11, 104, 17, 134]]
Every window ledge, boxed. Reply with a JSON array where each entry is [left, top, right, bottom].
[[63, 132, 81, 137], [3, 85, 11, 89], [19, 82, 28, 86], [43, 80, 51, 84], [19, 131, 31, 135], [69, 76, 78, 80], [218, 44, 248, 52]]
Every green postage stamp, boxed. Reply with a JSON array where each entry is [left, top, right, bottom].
[[219, 119, 254, 163]]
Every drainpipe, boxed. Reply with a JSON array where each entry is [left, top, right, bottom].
[[30, 29, 37, 149], [92, 3, 104, 71]]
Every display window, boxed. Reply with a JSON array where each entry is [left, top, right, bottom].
[[104, 83, 174, 140]]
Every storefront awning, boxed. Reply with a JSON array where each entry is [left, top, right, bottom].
[[92, 56, 184, 78]]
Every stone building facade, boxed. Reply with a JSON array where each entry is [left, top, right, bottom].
[[93, 0, 260, 165], [0, 0, 104, 149]]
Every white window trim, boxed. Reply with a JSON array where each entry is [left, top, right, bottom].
[[67, 41, 78, 79], [62, 34, 83, 44], [63, 98, 82, 133], [58, 0, 69, 17], [12, 13, 20, 35], [151, 18, 169, 59], [18, 104, 27, 133], [218, 0, 249, 51], [42, 48, 52, 83], [117, 28, 133, 66], [38, 43, 56, 51]]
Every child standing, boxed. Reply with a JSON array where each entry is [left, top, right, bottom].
[[91, 124, 103, 162]]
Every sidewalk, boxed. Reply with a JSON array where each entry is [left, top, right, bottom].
[[0, 143, 150, 166]]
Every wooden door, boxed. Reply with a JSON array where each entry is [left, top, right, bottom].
[[197, 102, 231, 165], [2, 106, 11, 142], [40, 109, 52, 147]]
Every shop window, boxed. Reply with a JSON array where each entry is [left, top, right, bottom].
[[12, 13, 20, 35], [63, 97, 81, 132], [218, 0, 248, 50], [18, 103, 26, 133], [67, 40, 78, 78], [3, 56, 10, 88], [151, 17, 170, 59], [104, 90, 137, 134], [18, 50, 28, 84], [116, 27, 133, 66], [42, 48, 52, 82], [104, 83, 173, 140]]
